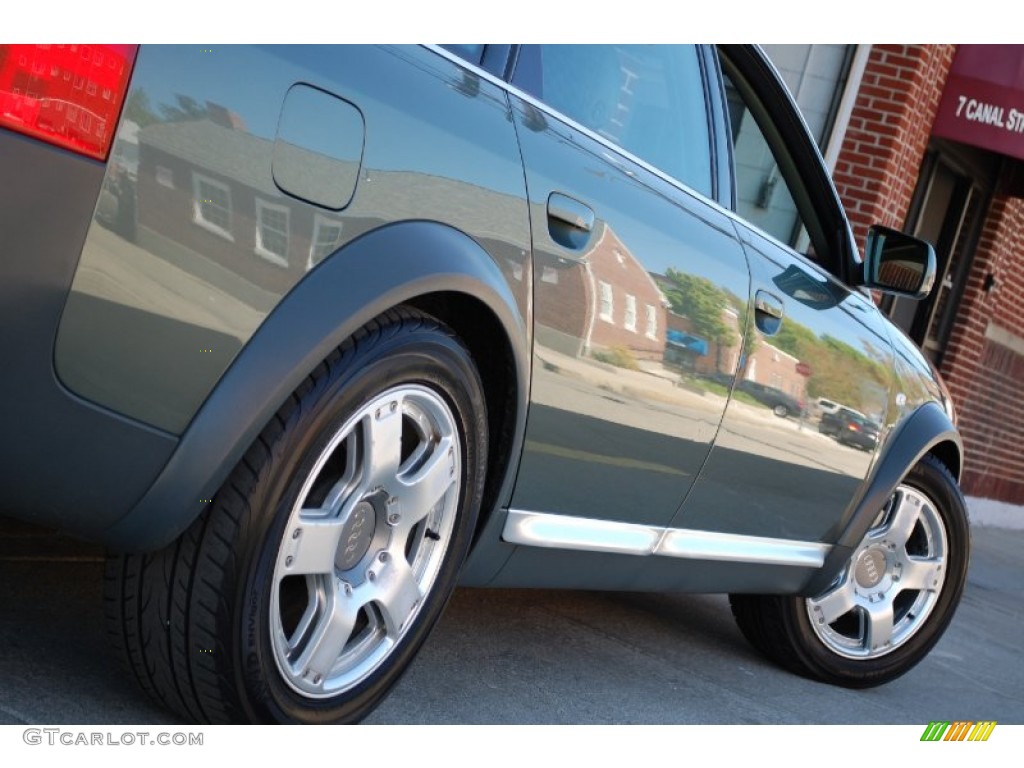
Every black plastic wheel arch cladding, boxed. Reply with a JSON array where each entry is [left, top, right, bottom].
[[102, 222, 530, 554], [806, 401, 961, 597]]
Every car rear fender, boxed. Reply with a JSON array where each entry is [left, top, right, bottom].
[[803, 400, 962, 595], [102, 220, 529, 552]]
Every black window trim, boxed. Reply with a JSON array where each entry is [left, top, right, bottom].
[[715, 44, 861, 286]]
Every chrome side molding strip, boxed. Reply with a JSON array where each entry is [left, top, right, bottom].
[[656, 528, 829, 567], [503, 510, 830, 568]]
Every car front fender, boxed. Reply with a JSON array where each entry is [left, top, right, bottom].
[[803, 401, 962, 596]]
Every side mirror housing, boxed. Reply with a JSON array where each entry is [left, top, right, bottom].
[[861, 225, 937, 299]]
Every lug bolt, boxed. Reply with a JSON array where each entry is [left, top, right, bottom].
[[390, 401, 398, 413], [292, 529, 302, 539], [387, 513, 401, 526], [378, 551, 390, 563], [368, 571, 377, 582], [375, 408, 382, 419], [313, 674, 322, 684], [285, 556, 294, 567], [342, 582, 353, 596]]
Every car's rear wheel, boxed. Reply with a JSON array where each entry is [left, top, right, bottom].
[[105, 307, 488, 723], [772, 404, 789, 418], [729, 453, 969, 687]]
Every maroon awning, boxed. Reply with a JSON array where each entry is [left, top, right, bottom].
[[932, 45, 1024, 161]]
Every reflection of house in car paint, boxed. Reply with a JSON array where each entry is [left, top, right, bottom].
[[136, 112, 353, 296], [745, 340, 808, 406], [133, 109, 528, 298], [534, 222, 667, 359], [661, 302, 742, 376]]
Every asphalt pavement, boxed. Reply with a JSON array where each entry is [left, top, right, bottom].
[[0, 515, 1020, 725]]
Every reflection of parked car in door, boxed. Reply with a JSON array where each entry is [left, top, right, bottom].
[[736, 379, 803, 418], [819, 405, 867, 436], [834, 412, 881, 450]]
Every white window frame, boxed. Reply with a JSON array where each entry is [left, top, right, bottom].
[[308, 213, 344, 269], [645, 303, 658, 340], [254, 198, 291, 268], [624, 293, 637, 332], [191, 172, 234, 241], [599, 281, 614, 324]]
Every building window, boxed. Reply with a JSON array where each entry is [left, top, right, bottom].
[[255, 198, 290, 267], [308, 214, 343, 269], [191, 173, 233, 241], [624, 294, 637, 332], [645, 303, 658, 340], [599, 281, 614, 323]]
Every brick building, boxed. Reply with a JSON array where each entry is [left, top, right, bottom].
[[765, 44, 1024, 508]]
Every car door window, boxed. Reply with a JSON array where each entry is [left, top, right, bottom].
[[513, 44, 713, 198], [721, 67, 837, 275]]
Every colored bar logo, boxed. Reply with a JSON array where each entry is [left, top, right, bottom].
[[921, 721, 997, 741]]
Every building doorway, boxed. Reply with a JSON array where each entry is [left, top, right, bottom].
[[885, 141, 998, 365]]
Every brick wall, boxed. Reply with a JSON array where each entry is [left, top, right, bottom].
[[957, 336, 1024, 501], [832, 45, 956, 248], [941, 191, 1024, 501], [830, 44, 1024, 504]]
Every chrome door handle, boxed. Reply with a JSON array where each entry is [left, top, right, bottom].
[[754, 290, 784, 335], [547, 193, 595, 232], [547, 192, 595, 251], [755, 290, 784, 319]]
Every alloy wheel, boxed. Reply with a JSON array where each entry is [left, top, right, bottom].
[[269, 384, 460, 698], [805, 485, 947, 659]]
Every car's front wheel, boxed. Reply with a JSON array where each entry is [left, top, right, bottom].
[[105, 307, 488, 723], [729, 453, 969, 687]]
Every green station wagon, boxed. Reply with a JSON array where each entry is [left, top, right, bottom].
[[0, 44, 966, 724]]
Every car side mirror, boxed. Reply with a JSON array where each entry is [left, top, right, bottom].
[[861, 225, 936, 299]]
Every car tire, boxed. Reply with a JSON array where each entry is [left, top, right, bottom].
[[105, 307, 488, 723], [772, 404, 789, 418], [728, 453, 969, 688]]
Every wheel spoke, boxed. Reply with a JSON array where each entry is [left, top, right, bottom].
[[363, 401, 404, 491], [374, 559, 422, 638], [884, 491, 921, 547], [865, 601, 894, 652], [321, 433, 362, 514], [396, 434, 456, 528], [281, 515, 347, 576], [811, 577, 858, 625], [292, 580, 359, 681], [286, 576, 320, 653], [901, 557, 944, 592]]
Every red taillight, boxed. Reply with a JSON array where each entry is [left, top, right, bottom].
[[847, 422, 860, 432], [0, 44, 137, 160]]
